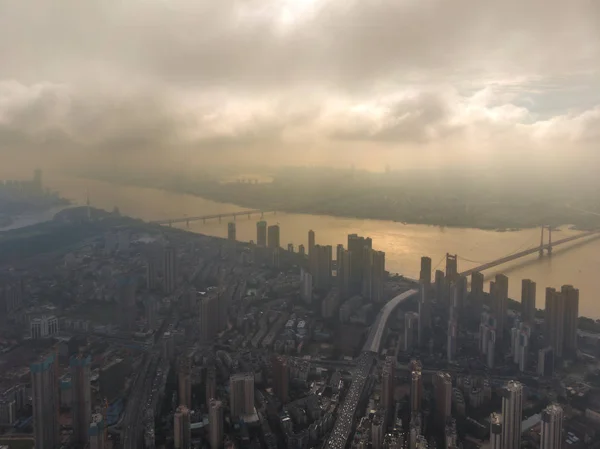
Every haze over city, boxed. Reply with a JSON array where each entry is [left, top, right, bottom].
[[2, 2, 600, 449]]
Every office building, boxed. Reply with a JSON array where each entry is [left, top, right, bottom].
[[70, 354, 92, 446], [256, 221, 267, 247], [178, 356, 192, 408], [362, 246, 373, 298], [88, 414, 105, 449], [490, 413, 502, 449], [447, 318, 457, 362], [419, 256, 432, 284], [370, 250, 386, 303], [445, 254, 458, 282], [300, 269, 313, 304], [174, 405, 191, 449], [493, 274, 508, 342], [537, 347, 554, 377], [205, 366, 217, 408], [434, 372, 452, 428], [227, 222, 236, 241], [337, 246, 352, 300], [471, 271, 484, 303], [30, 315, 59, 339], [267, 225, 280, 249], [404, 312, 419, 352], [521, 279, 536, 324], [410, 369, 423, 413], [200, 293, 221, 342], [418, 282, 431, 346], [271, 355, 289, 403], [163, 245, 177, 294], [230, 373, 255, 416], [501, 380, 523, 449], [308, 230, 315, 256], [31, 353, 59, 449], [382, 357, 396, 412], [545, 288, 565, 358], [348, 234, 372, 292], [435, 270, 446, 304], [562, 285, 579, 354], [540, 404, 563, 449], [209, 399, 223, 449], [312, 244, 332, 289]]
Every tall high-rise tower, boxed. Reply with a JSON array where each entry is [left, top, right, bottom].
[[490, 413, 503, 449], [174, 405, 191, 449], [70, 354, 92, 446], [540, 404, 563, 449], [227, 222, 236, 241], [545, 288, 565, 358], [493, 274, 508, 342], [381, 357, 396, 412], [410, 368, 423, 414], [561, 285, 579, 354], [308, 230, 315, 256], [31, 353, 59, 449], [229, 373, 255, 416], [419, 256, 432, 284], [267, 225, 280, 249], [347, 234, 372, 293], [163, 245, 177, 294], [209, 399, 223, 449], [205, 366, 217, 409], [178, 356, 192, 408], [521, 279, 536, 324], [256, 221, 267, 247], [501, 380, 523, 449], [434, 372, 452, 428], [337, 246, 352, 300], [271, 355, 289, 403]]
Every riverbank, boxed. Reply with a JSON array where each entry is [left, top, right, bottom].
[[80, 171, 600, 231]]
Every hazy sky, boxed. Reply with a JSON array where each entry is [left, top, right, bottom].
[[1, 0, 598, 172]]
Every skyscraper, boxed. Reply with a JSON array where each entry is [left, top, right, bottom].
[[362, 246, 373, 298], [31, 353, 59, 449], [178, 356, 192, 408], [88, 413, 105, 449], [447, 318, 457, 362], [404, 312, 419, 352], [501, 380, 523, 449], [271, 355, 289, 403], [312, 244, 332, 289], [337, 247, 352, 300], [471, 271, 484, 303], [298, 244, 306, 256], [434, 372, 452, 428], [163, 245, 177, 294], [174, 405, 191, 449], [230, 373, 255, 416], [435, 270, 446, 304], [382, 357, 396, 412], [419, 256, 432, 284], [200, 294, 220, 342], [347, 234, 372, 293], [267, 225, 280, 249], [490, 413, 503, 449], [70, 354, 92, 446], [521, 279, 536, 324], [227, 222, 236, 241], [410, 369, 423, 414], [209, 399, 223, 449], [205, 366, 217, 408], [540, 404, 563, 449], [256, 221, 267, 247], [545, 288, 565, 358], [493, 274, 509, 342], [418, 282, 431, 346], [308, 230, 315, 256], [537, 347, 555, 377], [300, 269, 313, 304], [562, 285, 579, 354], [445, 254, 458, 282], [370, 250, 386, 303]]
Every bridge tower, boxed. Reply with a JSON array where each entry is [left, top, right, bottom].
[[539, 225, 553, 257]]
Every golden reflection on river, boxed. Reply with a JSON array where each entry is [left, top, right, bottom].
[[47, 177, 600, 318]]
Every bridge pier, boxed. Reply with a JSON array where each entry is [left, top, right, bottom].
[[261, 211, 264, 218], [539, 226, 545, 257], [548, 227, 552, 255]]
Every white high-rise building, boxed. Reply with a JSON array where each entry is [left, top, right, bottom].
[[30, 316, 59, 339], [300, 269, 313, 304], [490, 413, 502, 449], [540, 404, 563, 449], [501, 380, 524, 449]]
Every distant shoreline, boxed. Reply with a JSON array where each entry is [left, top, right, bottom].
[[79, 175, 579, 232]]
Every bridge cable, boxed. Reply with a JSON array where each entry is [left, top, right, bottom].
[[457, 230, 540, 267]]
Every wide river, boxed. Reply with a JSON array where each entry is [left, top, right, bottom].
[[46, 176, 600, 319]]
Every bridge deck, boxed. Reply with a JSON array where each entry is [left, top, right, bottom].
[[150, 209, 267, 225]]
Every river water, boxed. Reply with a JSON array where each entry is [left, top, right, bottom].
[[46, 176, 600, 319]]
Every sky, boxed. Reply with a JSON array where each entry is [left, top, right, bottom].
[[0, 0, 599, 173]]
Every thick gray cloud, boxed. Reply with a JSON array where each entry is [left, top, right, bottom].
[[0, 0, 598, 170]]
